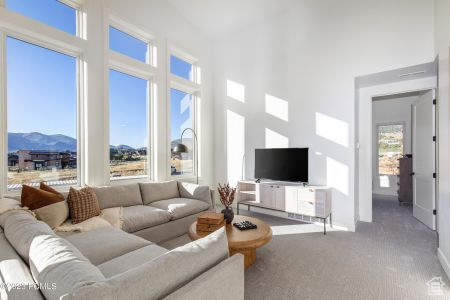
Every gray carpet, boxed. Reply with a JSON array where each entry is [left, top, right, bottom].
[[159, 196, 450, 299]]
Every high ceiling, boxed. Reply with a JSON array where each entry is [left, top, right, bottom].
[[166, 0, 296, 38]]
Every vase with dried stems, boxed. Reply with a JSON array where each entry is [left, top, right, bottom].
[[217, 183, 236, 224]]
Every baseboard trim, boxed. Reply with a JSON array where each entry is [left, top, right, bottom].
[[438, 248, 450, 280]]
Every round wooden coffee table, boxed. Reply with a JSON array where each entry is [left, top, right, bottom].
[[188, 215, 272, 269]]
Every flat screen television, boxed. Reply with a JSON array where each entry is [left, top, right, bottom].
[[254, 148, 308, 182]]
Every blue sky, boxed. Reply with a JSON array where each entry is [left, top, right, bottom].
[[6, 0, 194, 149]]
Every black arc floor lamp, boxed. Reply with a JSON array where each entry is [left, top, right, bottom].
[[173, 127, 198, 184]]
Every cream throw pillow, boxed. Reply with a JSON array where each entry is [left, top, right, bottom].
[[34, 200, 69, 229]]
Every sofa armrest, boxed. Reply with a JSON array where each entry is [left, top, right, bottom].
[[163, 254, 244, 300], [178, 181, 215, 209]]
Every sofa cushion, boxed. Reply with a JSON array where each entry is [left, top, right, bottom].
[[65, 227, 151, 265], [139, 180, 180, 205], [121, 205, 171, 233], [0, 230, 44, 300], [62, 228, 229, 300], [91, 184, 143, 209], [98, 244, 167, 278], [29, 232, 105, 300], [178, 181, 212, 205], [149, 198, 210, 220], [3, 210, 54, 262]]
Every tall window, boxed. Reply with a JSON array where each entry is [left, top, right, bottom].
[[109, 70, 149, 179], [6, 0, 77, 35], [378, 124, 404, 175], [170, 88, 194, 176], [6, 37, 77, 189]]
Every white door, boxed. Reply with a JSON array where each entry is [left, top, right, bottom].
[[412, 90, 436, 230]]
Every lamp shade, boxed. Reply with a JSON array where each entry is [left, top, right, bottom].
[[173, 143, 189, 153]]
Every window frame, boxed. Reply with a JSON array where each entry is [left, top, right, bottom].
[[0, 4, 86, 194], [376, 122, 406, 177], [4, 0, 82, 37], [106, 15, 157, 184], [167, 45, 201, 180], [108, 15, 156, 67]]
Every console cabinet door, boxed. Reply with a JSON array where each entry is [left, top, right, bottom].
[[258, 184, 274, 208], [274, 185, 285, 210], [285, 186, 298, 213]]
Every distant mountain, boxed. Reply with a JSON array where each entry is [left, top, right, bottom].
[[110, 145, 136, 150], [8, 132, 76, 153]]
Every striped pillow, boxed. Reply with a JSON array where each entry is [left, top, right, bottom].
[[67, 187, 100, 224]]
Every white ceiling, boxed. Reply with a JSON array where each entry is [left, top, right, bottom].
[[166, 0, 296, 38]]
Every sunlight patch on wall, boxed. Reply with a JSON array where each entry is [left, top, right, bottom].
[[265, 128, 288, 148], [315, 112, 349, 147], [326, 156, 349, 195], [226, 80, 245, 102], [227, 110, 245, 185], [265, 94, 288, 121]]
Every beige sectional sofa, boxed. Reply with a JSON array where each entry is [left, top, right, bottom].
[[0, 181, 244, 300]]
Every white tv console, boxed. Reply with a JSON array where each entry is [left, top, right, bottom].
[[237, 180, 332, 234]]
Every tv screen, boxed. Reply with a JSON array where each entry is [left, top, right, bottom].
[[255, 148, 308, 182]]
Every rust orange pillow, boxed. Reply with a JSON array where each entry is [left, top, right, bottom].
[[21, 183, 64, 210]]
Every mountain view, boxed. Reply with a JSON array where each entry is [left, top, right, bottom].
[[8, 132, 147, 152], [8, 132, 76, 152]]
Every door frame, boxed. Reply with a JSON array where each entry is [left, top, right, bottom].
[[357, 77, 437, 223]]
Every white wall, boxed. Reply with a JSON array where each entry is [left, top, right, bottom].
[[434, 0, 450, 280], [372, 96, 417, 196], [212, 0, 434, 230]]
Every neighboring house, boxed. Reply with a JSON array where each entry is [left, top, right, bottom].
[[7, 153, 18, 167], [16, 150, 76, 170]]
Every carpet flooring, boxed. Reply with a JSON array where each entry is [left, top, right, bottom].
[[159, 196, 450, 299]]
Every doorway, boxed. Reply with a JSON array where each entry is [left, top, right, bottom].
[[371, 90, 436, 229]]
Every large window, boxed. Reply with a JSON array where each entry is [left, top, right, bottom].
[[378, 124, 404, 175], [6, 37, 77, 189], [5, 0, 77, 35], [109, 70, 149, 179], [170, 88, 194, 176], [109, 26, 149, 63]]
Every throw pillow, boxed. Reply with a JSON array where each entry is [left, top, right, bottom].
[[21, 184, 64, 210], [67, 187, 100, 224], [20, 183, 69, 228]]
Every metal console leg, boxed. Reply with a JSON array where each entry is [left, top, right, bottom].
[[323, 218, 326, 235]]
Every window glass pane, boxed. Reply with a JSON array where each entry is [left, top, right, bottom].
[[109, 70, 148, 178], [378, 124, 404, 175], [7, 37, 77, 190], [170, 55, 193, 81], [6, 0, 76, 35], [170, 88, 194, 176], [109, 26, 148, 63]]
